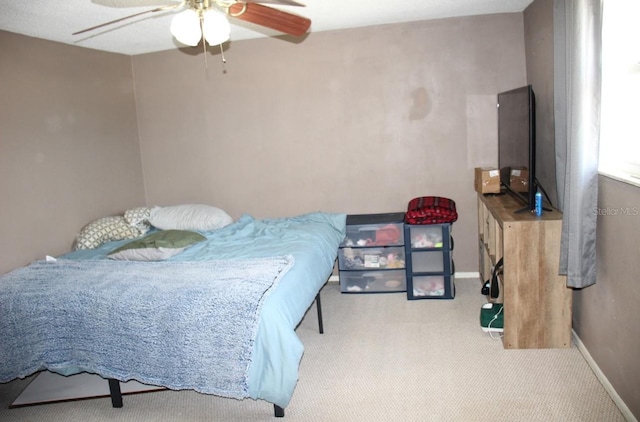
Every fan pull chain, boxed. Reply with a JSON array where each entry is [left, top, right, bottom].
[[203, 37, 208, 69], [196, 16, 208, 69], [220, 44, 227, 72]]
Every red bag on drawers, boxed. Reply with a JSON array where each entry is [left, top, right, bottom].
[[374, 224, 402, 246], [405, 196, 458, 225]]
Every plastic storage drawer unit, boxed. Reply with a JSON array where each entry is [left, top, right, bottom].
[[404, 223, 455, 300], [339, 213, 406, 293]]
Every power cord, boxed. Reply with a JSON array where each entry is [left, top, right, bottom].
[[487, 304, 504, 340]]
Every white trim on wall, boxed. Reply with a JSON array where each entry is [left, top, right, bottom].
[[454, 272, 480, 279], [572, 330, 637, 422]]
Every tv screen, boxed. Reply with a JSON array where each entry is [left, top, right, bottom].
[[497, 84, 536, 212]]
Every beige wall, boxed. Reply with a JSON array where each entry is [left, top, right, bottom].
[[0, 30, 145, 274], [1, 15, 528, 275], [523, 1, 639, 418], [0, 14, 528, 276], [132, 14, 527, 272], [577, 176, 640, 417]]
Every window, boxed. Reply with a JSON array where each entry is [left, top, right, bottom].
[[598, 0, 640, 186]]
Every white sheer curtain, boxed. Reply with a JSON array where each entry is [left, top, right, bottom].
[[554, 0, 603, 288]]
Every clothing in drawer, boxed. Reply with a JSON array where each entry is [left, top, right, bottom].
[[406, 224, 452, 250], [341, 222, 404, 247], [407, 274, 455, 299], [338, 246, 405, 270]]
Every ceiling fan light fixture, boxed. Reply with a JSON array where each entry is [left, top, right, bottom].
[[170, 9, 202, 47], [202, 9, 231, 46]]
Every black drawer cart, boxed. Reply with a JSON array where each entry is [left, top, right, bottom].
[[338, 212, 406, 293], [404, 223, 455, 299]]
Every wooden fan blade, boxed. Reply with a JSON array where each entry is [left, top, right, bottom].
[[228, 3, 310, 37], [72, 4, 181, 36], [243, 0, 305, 6]]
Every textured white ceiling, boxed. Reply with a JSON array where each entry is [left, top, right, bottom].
[[0, 0, 533, 56]]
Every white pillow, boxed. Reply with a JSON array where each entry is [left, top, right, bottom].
[[148, 204, 233, 231]]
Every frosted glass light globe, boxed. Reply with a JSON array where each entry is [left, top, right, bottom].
[[170, 9, 202, 47], [202, 9, 231, 46]]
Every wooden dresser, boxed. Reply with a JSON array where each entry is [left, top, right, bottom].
[[477, 192, 572, 349]]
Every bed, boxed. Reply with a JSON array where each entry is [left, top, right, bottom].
[[0, 211, 346, 417]]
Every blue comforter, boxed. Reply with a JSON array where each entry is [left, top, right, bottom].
[[1, 257, 293, 400], [0, 211, 346, 408]]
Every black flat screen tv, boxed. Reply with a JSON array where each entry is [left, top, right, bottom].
[[497, 84, 536, 213]]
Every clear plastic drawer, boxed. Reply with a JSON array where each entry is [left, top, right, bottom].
[[339, 269, 406, 293], [338, 247, 405, 270], [341, 222, 404, 247], [407, 274, 455, 299], [409, 250, 452, 274], [406, 224, 452, 250]]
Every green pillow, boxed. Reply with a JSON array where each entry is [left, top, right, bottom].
[[108, 230, 206, 261]]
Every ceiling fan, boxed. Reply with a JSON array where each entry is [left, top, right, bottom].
[[73, 0, 311, 49]]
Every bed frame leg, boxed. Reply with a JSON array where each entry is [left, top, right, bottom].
[[274, 404, 285, 417], [107, 378, 123, 408], [109, 377, 282, 416], [316, 293, 324, 334]]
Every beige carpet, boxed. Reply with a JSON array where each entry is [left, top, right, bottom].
[[0, 280, 626, 421]]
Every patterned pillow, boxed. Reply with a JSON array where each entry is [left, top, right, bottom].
[[124, 207, 151, 228], [75, 216, 149, 250]]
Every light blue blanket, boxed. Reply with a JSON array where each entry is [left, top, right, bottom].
[[0, 256, 294, 400], [0, 211, 346, 409]]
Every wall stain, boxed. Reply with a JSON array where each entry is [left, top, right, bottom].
[[409, 87, 430, 121]]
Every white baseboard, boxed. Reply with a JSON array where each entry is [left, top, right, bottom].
[[572, 330, 637, 422], [454, 271, 480, 279]]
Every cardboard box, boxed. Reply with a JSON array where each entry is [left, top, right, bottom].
[[474, 167, 500, 194], [509, 167, 529, 192]]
